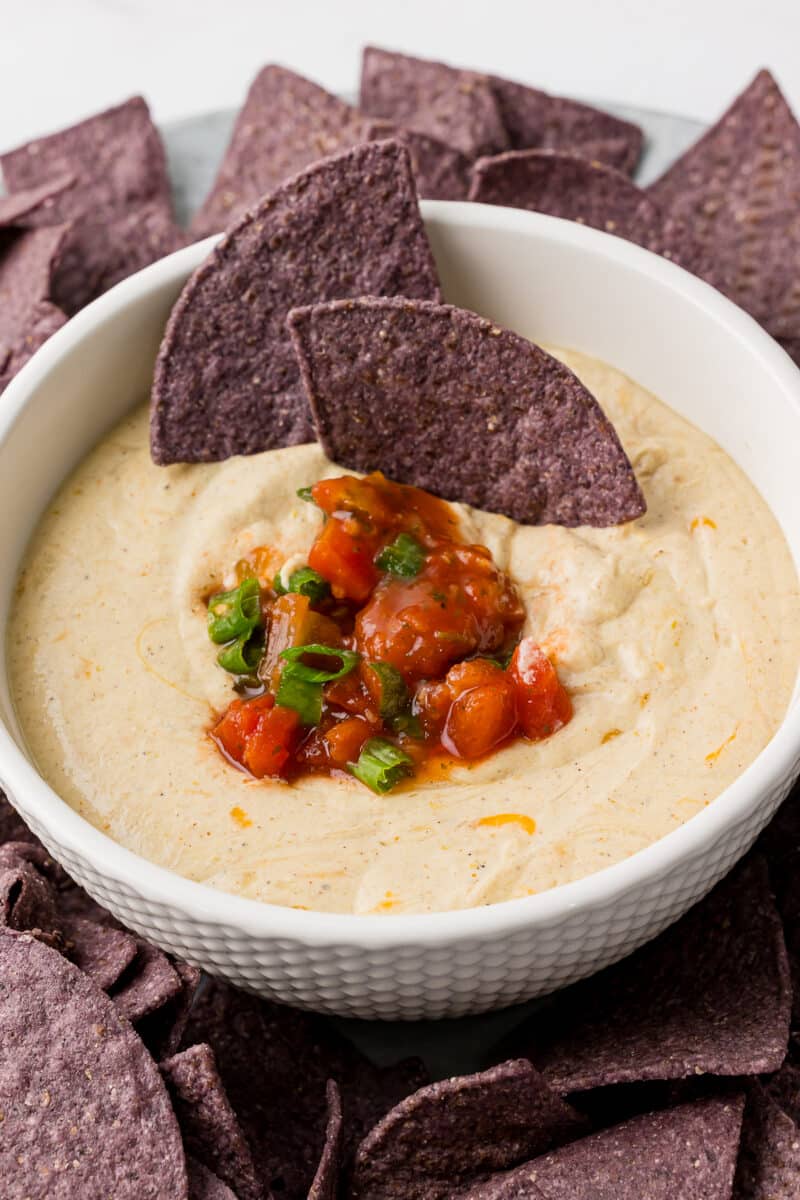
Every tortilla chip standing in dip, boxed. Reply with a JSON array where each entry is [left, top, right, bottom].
[[8, 125, 800, 919]]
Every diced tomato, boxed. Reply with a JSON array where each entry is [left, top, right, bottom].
[[212, 693, 274, 763], [508, 638, 572, 740], [308, 517, 379, 603], [441, 659, 518, 759], [414, 680, 452, 739], [324, 717, 372, 768], [212, 694, 301, 779]]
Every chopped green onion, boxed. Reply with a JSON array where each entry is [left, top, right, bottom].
[[375, 532, 426, 578], [207, 578, 261, 644], [280, 644, 360, 684], [275, 674, 323, 725], [272, 572, 288, 596], [217, 632, 264, 675], [288, 566, 330, 603], [391, 711, 424, 739], [348, 737, 414, 794], [364, 661, 408, 721], [297, 485, 315, 503]]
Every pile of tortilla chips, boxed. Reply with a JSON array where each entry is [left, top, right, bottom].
[[4, 45, 800, 1198], [3, 783, 800, 1198], [4, 50, 800, 397]]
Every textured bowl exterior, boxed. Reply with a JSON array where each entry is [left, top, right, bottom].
[[1, 204, 799, 1019]]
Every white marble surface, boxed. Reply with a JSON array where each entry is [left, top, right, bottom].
[[1, 0, 798, 149]]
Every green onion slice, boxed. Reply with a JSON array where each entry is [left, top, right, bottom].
[[275, 674, 323, 726], [287, 566, 330, 603], [391, 711, 424, 739], [280, 644, 360, 684], [272, 572, 288, 596], [374, 532, 426, 578], [348, 737, 414, 794], [217, 632, 264, 675], [297, 485, 315, 503], [207, 577, 261, 644], [364, 661, 408, 720]]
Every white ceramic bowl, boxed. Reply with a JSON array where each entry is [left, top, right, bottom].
[[1, 202, 800, 1020]]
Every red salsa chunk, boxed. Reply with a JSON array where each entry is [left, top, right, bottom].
[[208, 473, 572, 792]]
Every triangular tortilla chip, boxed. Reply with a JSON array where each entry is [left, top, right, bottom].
[[510, 856, 790, 1093], [648, 69, 800, 341], [350, 1059, 583, 1200], [489, 74, 642, 173], [151, 139, 441, 464], [359, 46, 509, 158], [1, 96, 182, 314], [464, 1096, 743, 1199], [289, 296, 645, 526]]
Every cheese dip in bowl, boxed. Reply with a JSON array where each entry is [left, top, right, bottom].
[[1, 204, 799, 1017]]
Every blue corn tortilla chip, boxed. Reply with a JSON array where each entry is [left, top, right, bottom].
[[764, 1052, 800, 1128], [188, 1157, 238, 1200], [1, 96, 183, 314], [463, 1096, 744, 1199], [151, 139, 441, 464], [60, 915, 138, 993], [0, 850, 60, 940], [468, 150, 701, 273], [468, 151, 662, 243], [134, 957, 201, 1060], [0, 224, 69, 393], [488, 74, 643, 174], [733, 1086, 800, 1199], [289, 296, 645, 526], [309, 1080, 343, 1200], [0, 927, 188, 1198], [190, 65, 471, 239], [0, 175, 74, 225], [183, 978, 428, 1199], [111, 936, 183, 1023], [648, 69, 800, 342], [360, 46, 509, 158], [365, 120, 473, 199], [350, 1059, 583, 1200], [161, 1042, 263, 1200], [191, 66, 374, 237], [509, 856, 790, 1093]]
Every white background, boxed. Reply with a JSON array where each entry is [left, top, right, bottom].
[[0, 0, 798, 147]]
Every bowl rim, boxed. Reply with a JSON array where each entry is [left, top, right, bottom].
[[1, 199, 800, 948]]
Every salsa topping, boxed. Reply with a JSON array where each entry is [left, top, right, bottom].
[[209, 472, 572, 791]]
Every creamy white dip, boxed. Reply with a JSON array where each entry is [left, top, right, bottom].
[[9, 350, 800, 914]]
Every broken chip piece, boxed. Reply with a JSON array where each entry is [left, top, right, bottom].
[[151, 139, 441, 464], [289, 296, 645, 526]]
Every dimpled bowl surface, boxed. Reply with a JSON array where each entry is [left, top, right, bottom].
[[1, 203, 800, 1020]]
